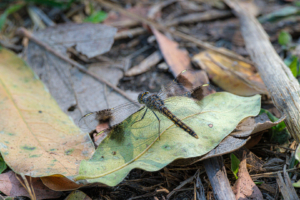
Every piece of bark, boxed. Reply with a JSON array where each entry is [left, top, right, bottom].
[[195, 170, 206, 200], [276, 165, 299, 200], [224, 0, 300, 142], [203, 156, 235, 200]]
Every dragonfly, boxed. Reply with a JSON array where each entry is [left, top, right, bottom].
[[79, 69, 212, 142]]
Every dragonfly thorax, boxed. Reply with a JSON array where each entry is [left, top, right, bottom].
[[138, 92, 165, 111]]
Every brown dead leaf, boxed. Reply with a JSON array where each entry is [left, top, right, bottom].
[[0, 171, 62, 199], [234, 148, 265, 174], [193, 50, 268, 96], [233, 152, 263, 200], [41, 175, 83, 191], [104, 4, 149, 28], [152, 28, 192, 77]]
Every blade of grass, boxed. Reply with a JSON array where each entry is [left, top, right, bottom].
[[0, 3, 25, 30]]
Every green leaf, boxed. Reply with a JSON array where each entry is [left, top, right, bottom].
[[288, 57, 298, 77], [231, 154, 240, 179], [259, 108, 286, 130], [254, 181, 263, 185], [294, 1, 300, 7], [293, 179, 300, 187], [74, 93, 261, 186], [0, 156, 6, 174], [259, 109, 278, 123], [84, 11, 107, 23], [24, 0, 75, 9], [0, 3, 24, 30], [259, 109, 289, 144], [278, 31, 292, 46], [65, 190, 91, 200], [259, 6, 299, 23]]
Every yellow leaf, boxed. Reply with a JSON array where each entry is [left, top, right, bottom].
[[193, 50, 267, 96], [0, 48, 94, 177]]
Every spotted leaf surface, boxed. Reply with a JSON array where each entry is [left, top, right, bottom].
[[75, 92, 261, 186]]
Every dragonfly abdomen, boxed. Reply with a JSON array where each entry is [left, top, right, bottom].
[[161, 107, 198, 139]]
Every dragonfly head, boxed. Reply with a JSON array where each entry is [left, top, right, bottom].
[[138, 91, 149, 104]]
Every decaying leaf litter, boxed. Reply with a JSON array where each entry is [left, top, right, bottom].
[[0, 0, 300, 199]]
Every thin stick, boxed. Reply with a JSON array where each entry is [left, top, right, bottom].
[[96, 0, 253, 65], [251, 167, 299, 179], [17, 27, 139, 106]]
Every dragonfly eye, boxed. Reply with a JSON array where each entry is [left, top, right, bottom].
[[138, 91, 150, 104]]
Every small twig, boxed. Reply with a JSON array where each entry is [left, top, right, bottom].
[[166, 170, 199, 199], [15, 173, 36, 200], [164, 10, 232, 26], [128, 189, 168, 200], [262, 148, 286, 158], [114, 27, 146, 40], [96, 0, 253, 65], [251, 167, 299, 179], [17, 27, 139, 106]]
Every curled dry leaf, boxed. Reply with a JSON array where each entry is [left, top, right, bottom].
[[193, 50, 268, 96], [233, 152, 263, 199], [152, 28, 192, 77]]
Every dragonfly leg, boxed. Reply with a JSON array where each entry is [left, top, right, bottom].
[[150, 110, 161, 139], [132, 108, 148, 126]]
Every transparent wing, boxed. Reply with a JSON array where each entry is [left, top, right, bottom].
[[158, 69, 211, 102], [79, 101, 143, 133]]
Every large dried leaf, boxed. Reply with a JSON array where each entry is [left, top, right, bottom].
[[193, 50, 267, 96], [74, 92, 261, 186], [0, 48, 94, 177], [26, 24, 138, 128]]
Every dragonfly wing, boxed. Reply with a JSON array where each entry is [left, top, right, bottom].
[[79, 102, 142, 133], [158, 69, 211, 101]]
